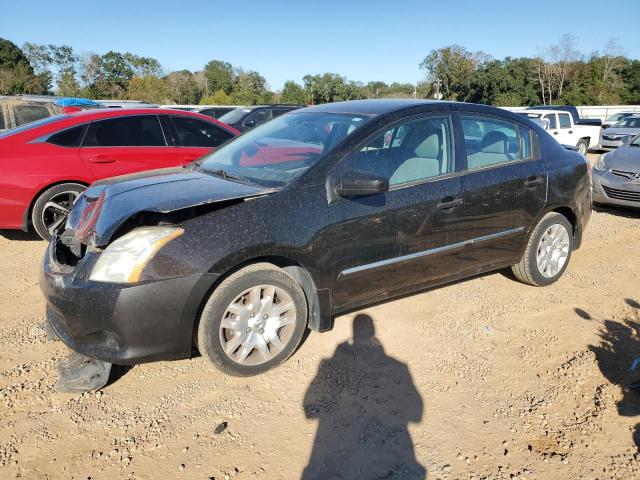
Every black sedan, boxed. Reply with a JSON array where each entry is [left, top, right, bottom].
[[41, 99, 591, 387]]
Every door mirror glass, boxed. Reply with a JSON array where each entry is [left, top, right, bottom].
[[336, 170, 389, 198]]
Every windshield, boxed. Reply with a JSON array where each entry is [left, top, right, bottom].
[[613, 117, 640, 128], [197, 111, 370, 187], [218, 107, 251, 125], [0, 114, 70, 139]]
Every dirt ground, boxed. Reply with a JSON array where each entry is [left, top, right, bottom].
[[1, 153, 639, 480]]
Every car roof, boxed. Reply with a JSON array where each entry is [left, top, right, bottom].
[[66, 108, 210, 119], [299, 99, 446, 116]]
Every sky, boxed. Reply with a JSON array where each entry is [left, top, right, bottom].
[[1, 0, 639, 90]]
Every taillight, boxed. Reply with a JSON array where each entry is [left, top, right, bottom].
[[75, 191, 105, 244]]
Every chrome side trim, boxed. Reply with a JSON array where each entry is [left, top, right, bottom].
[[338, 226, 525, 279]]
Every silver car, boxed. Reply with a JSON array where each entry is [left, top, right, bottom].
[[592, 135, 640, 208], [600, 116, 640, 149]]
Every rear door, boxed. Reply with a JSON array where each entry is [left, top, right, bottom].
[[328, 112, 472, 309], [169, 115, 235, 164], [78, 115, 181, 178], [454, 113, 547, 270]]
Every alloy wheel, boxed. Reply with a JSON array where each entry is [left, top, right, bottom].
[[536, 223, 570, 278], [219, 284, 297, 366], [41, 190, 81, 236]]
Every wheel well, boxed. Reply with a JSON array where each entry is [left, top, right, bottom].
[[578, 137, 590, 146], [192, 255, 316, 340], [25, 180, 89, 231], [551, 206, 577, 235]]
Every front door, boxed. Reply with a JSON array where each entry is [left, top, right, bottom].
[[79, 115, 182, 178], [327, 113, 470, 309]]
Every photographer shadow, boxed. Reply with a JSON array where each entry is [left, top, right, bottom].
[[302, 313, 426, 479], [587, 299, 640, 449]]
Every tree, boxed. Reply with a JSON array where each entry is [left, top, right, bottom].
[[127, 76, 171, 103], [204, 60, 234, 95], [420, 45, 488, 100], [166, 70, 203, 104], [280, 80, 307, 104], [231, 70, 268, 104], [0, 38, 49, 94], [200, 89, 232, 105]]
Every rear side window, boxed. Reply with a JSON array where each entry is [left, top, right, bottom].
[[461, 115, 533, 170], [48, 125, 87, 147], [171, 116, 233, 147], [558, 113, 571, 129], [83, 116, 165, 147], [14, 105, 51, 127]]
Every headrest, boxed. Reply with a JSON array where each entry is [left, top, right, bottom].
[[414, 133, 440, 158], [480, 131, 508, 154]]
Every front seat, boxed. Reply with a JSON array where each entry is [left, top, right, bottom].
[[389, 133, 441, 185]]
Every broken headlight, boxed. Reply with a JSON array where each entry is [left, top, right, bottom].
[[89, 226, 184, 284]]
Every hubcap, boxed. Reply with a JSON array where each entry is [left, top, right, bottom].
[[578, 143, 587, 155], [42, 191, 80, 235], [536, 224, 570, 278], [219, 284, 296, 366]]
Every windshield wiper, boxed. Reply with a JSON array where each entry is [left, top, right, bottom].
[[205, 168, 256, 184]]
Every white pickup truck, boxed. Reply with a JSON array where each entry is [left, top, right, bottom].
[[518, 109, 601, 155]]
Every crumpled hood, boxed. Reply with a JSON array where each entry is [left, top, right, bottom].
[[607, 145, 640, 172], [66, 167, 274, 246]]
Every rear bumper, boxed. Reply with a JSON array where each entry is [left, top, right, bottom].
[[40, 238, 219, 365]]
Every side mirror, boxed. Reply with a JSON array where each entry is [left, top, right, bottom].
[[336, 170, 389, 198]]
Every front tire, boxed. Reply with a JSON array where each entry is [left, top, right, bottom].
[[512, 212, 573, 286], [197, 263, 308, 376], [31, 183, 85, 241], [576, 139, 589, 155]]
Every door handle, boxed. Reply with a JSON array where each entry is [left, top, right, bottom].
[[437, 198, 463, 210], [552, 131, 559, 135], [87, 155, 117, 163], [524, 176, 544, 188], [568, 130, 573, 134]]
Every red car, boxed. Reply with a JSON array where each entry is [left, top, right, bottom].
[[0, 108, 239, 240]]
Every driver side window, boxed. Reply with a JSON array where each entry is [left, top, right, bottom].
[[342, 115, 453, 187]]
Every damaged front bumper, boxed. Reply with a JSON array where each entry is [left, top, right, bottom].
[[40, 235, 220, 365]]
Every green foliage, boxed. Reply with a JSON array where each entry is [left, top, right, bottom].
[[280, 81, 307, 104], [231, 70, 268, 105], [204, 60, 234, 95], [127, 76, 171, 103], [2, 36, 639, 108], [200, 89, 233, 105]]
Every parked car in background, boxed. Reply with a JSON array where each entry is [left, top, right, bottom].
[[601, 112, 637, 130], [519, 110, 600, 154], [599, 116, 640, 150], [95, 100, 159, 108], [526, 105, 602, 127], [218, 104, 305, 132], [0, 109, 238, 240], [40, 99, 591, 385], [0, 95, 102, 131], [592, 134, 640, 208], [194, 106, 240, 119]]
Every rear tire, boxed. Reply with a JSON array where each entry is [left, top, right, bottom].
[[197, 263, 308, 376], [512, 212, 573, 286], [31, 183, 85, 241]]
